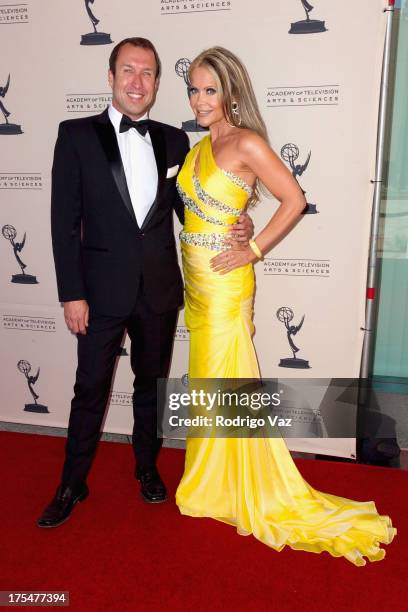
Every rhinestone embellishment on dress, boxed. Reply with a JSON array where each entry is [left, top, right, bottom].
[[221, 170, 253, 195], [192, 175, 244, 216], [179, 231, 230, 251], [177, 184, 228, 226]]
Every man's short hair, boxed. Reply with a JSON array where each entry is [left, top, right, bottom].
[[109, 37, 161, 78]]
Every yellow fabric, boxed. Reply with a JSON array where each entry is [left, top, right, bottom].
[[175, 135, 396, 566]]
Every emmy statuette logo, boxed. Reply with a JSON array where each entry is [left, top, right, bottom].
[[18, 360, 49, 413], [175, 58, 208, 133], [277, 307, 310, 369], [2, 225, 39, 284], [281, 144, 318, 214], [81, 0, 112, 46], [289, 0, 327, 34], [0, 74, 23, 135]]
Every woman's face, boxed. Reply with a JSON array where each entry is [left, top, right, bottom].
[[188, 66, 226, 129]]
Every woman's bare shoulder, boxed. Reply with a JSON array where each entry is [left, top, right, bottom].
[[235, 129, 269, 156]]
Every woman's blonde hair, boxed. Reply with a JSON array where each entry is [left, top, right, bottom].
[[189, 46, 269, 206]]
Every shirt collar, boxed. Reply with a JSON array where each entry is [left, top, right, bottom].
[[108, 104, 148, 134]]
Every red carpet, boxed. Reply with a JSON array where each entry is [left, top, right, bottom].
[[1, 431, 406, 611]]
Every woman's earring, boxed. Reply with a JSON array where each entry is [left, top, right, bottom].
[[231, 101, 242, 126]]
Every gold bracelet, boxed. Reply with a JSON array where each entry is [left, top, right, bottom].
[[248, 239, 263, 260]]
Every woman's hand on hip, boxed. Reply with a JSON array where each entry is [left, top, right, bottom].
[[210, 246, 257, 274]]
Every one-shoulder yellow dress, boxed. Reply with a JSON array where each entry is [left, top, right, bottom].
[[175, 135, 395, 566]]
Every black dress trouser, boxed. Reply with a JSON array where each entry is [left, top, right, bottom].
[[61, 288, 178, 488]]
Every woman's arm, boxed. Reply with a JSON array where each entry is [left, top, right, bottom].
[[211, 133, 305, 274]]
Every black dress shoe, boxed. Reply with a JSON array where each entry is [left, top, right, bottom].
[[137, 468, 167, 504], [37, 483, 89, 528]]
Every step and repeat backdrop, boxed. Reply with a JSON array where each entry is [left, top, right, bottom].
[[0, 0, 387, 457]]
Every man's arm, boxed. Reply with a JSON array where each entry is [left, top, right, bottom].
[[51, 122, 86, 303], [172, 131, 190, 225], [51, 122, 89, 334]]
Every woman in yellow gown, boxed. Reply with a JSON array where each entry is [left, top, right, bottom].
[[175, 47, 395, 566]]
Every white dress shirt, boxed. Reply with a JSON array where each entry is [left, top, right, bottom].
[[108, 104, 158, 228]]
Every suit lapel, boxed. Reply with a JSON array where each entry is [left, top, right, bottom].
[[93, 110, 137, 225], [141, 121, 167, 231]]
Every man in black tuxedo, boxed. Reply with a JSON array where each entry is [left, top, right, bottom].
[[38, 37, 251, 528], [37, 37, 192, 528]]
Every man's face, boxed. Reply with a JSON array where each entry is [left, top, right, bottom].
[[108, 43, 159, 120]]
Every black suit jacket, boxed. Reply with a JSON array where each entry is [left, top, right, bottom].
[[51, 108, 189, 316]]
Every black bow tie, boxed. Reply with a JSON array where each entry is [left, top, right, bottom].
[[119, 115, 150, 136]]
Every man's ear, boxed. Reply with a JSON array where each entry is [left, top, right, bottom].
[[154, 77, 160, 93], [108, 69, 114, 89]]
